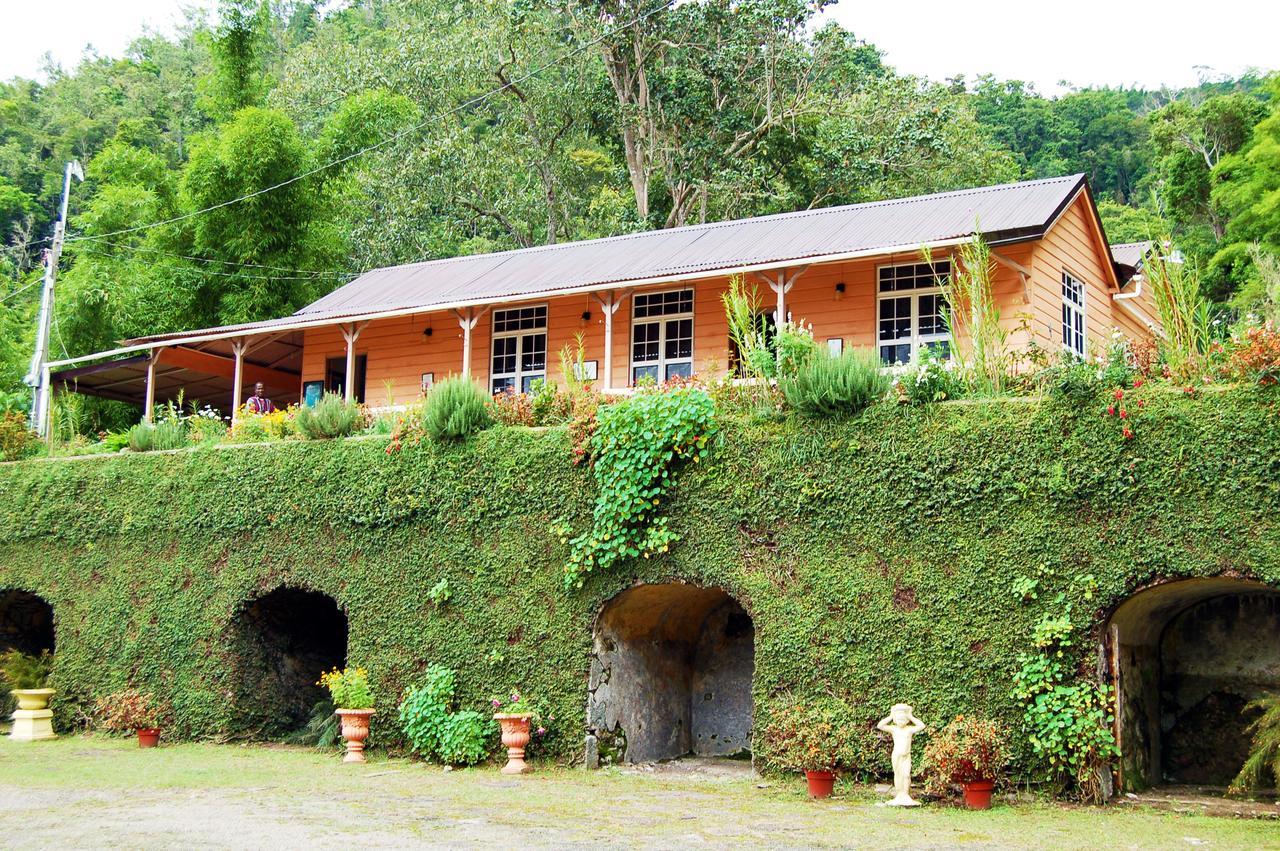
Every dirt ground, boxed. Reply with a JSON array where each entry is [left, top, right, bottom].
[[1, 737, 1278, 849]]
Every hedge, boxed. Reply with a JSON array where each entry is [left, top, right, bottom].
[[0, 385, 1277, 776]]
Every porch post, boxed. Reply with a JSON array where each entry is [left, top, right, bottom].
[[756, 266, 809, 327], [453, 307, 487, 380], [143, 349, 158, 423], [340, 324, 358, 403], [230, 339, 247, 424], [593, 290, 629, 391]]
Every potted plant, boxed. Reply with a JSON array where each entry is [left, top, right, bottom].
[[95, 689, 169, 747], [1, 650, 55, 741], [923, 715, 1009, 810], [491, 689, 544, 774], [757, 696, 859, 799], [320, 666, 375, 763]]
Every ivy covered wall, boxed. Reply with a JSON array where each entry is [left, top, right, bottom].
[[0, 388, 1276, 776]]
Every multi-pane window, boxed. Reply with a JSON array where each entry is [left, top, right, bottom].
[[876, 261, 950, 365], [631, 289, 694, 384], [491, 305, 547, 393], [1061, 272, 1086, 358]]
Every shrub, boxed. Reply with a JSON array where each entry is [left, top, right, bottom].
[[1222, 322, 1280, 386], [923, 715, 1010, 792], [229, 407, 298, 442], [398, 665, 491, 766], [897, 346, 964, 404], [95, 689, 168, 731], [1231, 693, 1280, 794], [780, 348, 889, 417], [755, 694, 871, 774], [0, 649, 53, 689], [126, 418, 188, 452], [423, 377, 492, 441], [319, 666, 374, 709], [0, 412, 39, 462], [294, 393, 363, 440]]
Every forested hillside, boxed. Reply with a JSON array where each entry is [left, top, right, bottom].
[[1, 0, 1276, 421]]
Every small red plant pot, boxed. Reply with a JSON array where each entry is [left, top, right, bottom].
[[962, 779, 995, 810], [805, 769, 836, 799], [137, 728, 161, 749]]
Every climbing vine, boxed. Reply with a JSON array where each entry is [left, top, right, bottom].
[[0, 386, 1275, 780], [562, 388, 717, 588], [1012, 610, 1119, 803]]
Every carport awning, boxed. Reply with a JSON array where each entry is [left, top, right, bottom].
[[51, 336, 302, 413]]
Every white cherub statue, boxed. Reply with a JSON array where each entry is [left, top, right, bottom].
[[877, 703, 926, 807]]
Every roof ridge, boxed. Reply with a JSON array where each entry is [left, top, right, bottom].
[[306, 174, 1085, 292]]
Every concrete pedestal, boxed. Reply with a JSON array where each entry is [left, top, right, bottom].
[[10, 709, 55, 741]]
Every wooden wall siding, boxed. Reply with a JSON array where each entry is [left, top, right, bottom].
[[1026, 194, 1143, 357], [298, 216, 1156, 400]]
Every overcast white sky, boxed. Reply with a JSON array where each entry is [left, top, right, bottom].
[[0, 0, 1275, 94]]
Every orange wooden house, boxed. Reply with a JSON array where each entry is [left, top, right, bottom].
[[48, 174, 1161, 419]]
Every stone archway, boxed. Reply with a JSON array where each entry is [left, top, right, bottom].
[[1106, 578, 1280, 791], [0, 589, 55, 656], [229, 587, 347, 736], [586, 583, 754, 766]]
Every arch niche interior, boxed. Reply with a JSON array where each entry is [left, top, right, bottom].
[[230, 587, 347, 736], [587, 583, 755, 765], [1107, 578, 1280, 792], [0, 589, 55, 656]]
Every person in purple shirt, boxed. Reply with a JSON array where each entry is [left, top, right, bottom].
[[245, 382, 276, 414]]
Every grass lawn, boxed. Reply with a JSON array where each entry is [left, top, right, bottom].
[[0, 735, 1276, 849]]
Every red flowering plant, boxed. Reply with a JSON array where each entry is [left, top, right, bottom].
[[923, 715, 1009, 793]]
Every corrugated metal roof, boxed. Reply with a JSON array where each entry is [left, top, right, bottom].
[[1110, 241, 1153, 269], [300, 173, 1085, 318], [124, 174, 1086, 347]]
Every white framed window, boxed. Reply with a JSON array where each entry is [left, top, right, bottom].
[[491, 305, 547, 393], [631, 288, 694, 384], [876, 261, 951, 365], [1061, 272, 1086, 358]]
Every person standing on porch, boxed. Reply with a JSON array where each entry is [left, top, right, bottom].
[[245, 382, 276, 415]]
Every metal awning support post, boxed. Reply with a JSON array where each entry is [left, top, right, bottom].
[[230, 339, 247, 424], [452, 307, 488, 379], [143, 349, 159, 423], [592, 289, 631, 391], [339, 323, 366, 403]]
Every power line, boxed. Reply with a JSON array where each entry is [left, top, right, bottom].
[[0, 279, 41, 305], [75, 245, 359, 282], [81, 239, 355, 278], [64, 0, 676, 247]]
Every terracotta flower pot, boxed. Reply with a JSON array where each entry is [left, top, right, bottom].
[[961, 778, 995, 810], [334, 708, 375, 763], [137, 728, 161, 748], [494, 713, 534, 774], [805, 769, 836, 799]]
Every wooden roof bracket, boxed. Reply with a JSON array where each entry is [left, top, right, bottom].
[[991, 251, 1032, 305]]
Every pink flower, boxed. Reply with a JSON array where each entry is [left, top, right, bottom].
[[1106, 405, 1115, 416], [1113, 388, 1124, 401], [537, 727, 547, 735], [491, 699, 501, 708]]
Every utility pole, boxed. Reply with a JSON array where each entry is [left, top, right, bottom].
[[25, 160, 83, 436]]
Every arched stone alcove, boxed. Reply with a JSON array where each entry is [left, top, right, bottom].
[[1106, 578, 1280, 791], [229, 587, 348, 735], [586, 583, 754, 765], [0, 589, 55, 656]]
